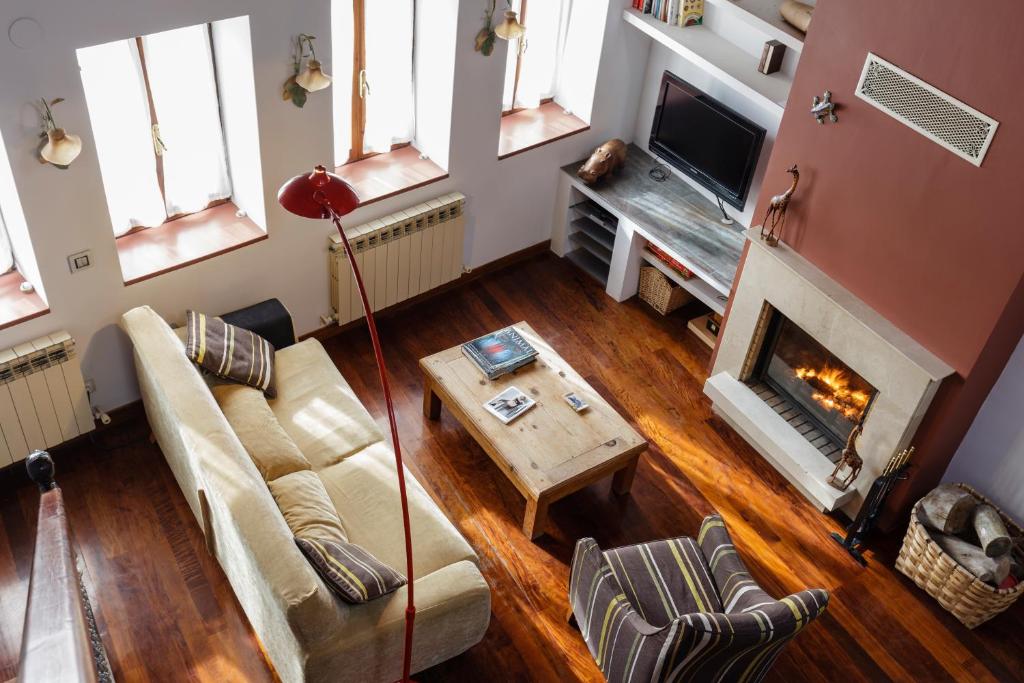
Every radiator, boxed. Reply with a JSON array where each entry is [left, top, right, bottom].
[[0, 331, 94, 467], [329, 192, 466, 325]]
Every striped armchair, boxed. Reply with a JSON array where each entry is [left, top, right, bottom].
[[568, 514, 828, 683]]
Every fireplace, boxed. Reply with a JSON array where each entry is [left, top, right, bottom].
[[748, 312, 877, 459], [704, 229, 954, 513]]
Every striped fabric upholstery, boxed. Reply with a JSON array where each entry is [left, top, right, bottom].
[[185, 310, 277, 397], [296, 537, 407, 604], [604, 538, 721, 627], [569, 514, 828, 683]]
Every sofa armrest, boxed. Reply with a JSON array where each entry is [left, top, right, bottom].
[[306, 560, 491, 681]]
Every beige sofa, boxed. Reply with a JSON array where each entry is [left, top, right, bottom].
[[120, 305, 490, 683]]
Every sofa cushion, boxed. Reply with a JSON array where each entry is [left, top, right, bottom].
[[296, 537, 406, 604], [186, 310, 277, 397], [270, 339, 384, 469], [213, 384, 311, 482], [319, 442, 478, 578], [269, 471, 348, 542], [603, 536, 722, 627]]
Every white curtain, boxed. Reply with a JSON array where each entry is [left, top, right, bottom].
[[143, 25, 232, 217], [502, 0, 573, 111], [363, 0, 415, 153], [78, 39, 166, 235], [77, 27, 231, 235], [0, 208, 13, 274]]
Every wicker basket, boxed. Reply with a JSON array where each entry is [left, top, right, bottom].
[[896, 483, 1024, 628], [639, 266, 691, 315]]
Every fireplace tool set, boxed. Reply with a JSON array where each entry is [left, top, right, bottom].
[[830, 446, 914, 566]]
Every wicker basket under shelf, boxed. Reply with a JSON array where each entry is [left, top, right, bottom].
[[639, 266, 691, 315], [896, 483, 1024, 628]]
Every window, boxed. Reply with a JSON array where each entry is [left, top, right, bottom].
[[0, 208, 13, 275], [78, 25, 233, 236], [337, 0, 416, 163], [502, 0, 573, 114], [498, 0, 601, 158]]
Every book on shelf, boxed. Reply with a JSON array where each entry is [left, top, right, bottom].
[[461, 326, 538, 381]]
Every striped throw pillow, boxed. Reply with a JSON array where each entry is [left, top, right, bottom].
[[185, 311, 276, 397], [296, 537, 407, 603]]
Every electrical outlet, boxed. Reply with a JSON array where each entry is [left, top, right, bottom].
[[67, 250, 93, 273]]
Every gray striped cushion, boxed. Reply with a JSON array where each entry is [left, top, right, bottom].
[[569, 516, 829, 683], [296, 537, 406, 604], [185, 311, 276, 398]]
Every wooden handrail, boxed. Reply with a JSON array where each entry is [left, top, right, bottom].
[[18, 451, 105, 683]]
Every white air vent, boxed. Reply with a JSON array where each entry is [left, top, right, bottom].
[[855, 53, 998, 166]]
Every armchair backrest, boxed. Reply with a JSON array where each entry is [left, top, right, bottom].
[[570, 517, 828, 683]]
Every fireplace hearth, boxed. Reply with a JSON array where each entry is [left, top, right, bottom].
[[704, 229, 954, 513], [748, 312, 877, 459]]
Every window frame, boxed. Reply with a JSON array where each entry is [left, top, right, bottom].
[[500, 1, 557, 116], [345, 0, 413, 165], [116, 27, 231, 238]]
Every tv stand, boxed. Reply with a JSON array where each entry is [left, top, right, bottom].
[[552, 144, 745, 318], [715, 196, 735, 225]]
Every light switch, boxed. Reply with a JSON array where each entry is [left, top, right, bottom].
[[68, 250, 93, 273]]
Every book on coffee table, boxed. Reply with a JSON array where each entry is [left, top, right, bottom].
[[461, 326, 538, 380]]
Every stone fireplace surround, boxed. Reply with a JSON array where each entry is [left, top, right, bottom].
[[705, 230, 955, 515]]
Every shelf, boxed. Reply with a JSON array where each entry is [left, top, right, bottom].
[[570, 217, 615, 250], [643, 251, 728, 316], [570, 204, 617, 236], [570, 230, 613, 264], [687, 313, 719, 349], [566, 248, 609, 285], [703, 0, 806, 53], [623, 8, 790, 113]]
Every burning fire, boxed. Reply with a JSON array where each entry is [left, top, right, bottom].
[[794, 366, 870, 421]]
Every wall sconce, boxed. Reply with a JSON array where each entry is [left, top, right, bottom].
[[494, 2, 525, 41], [38, 98, 82, 169], [283, 34, 331, 108]]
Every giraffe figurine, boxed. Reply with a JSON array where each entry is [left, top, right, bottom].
[[760, 164, 799, 246]]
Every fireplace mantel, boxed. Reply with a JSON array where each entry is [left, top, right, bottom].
[[705, 230, 955, 514]]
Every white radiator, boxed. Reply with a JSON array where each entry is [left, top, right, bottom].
[[329, 192, 465, 325], [0, 331, 94, 466]]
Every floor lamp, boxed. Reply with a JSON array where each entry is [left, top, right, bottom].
[[278, 165, 416, 683]]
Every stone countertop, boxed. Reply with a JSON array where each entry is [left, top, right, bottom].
[[562, 144, 745, 292]]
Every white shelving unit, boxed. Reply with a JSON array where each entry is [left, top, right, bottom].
[[623, 4, 803, 114], [641, 249, 728, 316], [703, 0, 806, 53]]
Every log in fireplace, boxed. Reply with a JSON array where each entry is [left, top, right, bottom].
[[748, 311, 877, 461]]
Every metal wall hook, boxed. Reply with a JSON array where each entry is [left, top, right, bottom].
[[812, 90, 838, 124]]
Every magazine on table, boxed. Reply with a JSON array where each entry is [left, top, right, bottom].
[[483, 386, 536, 424], [462, 326, 538, 380]]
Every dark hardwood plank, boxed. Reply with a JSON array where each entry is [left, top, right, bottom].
[[0, 252, 1020, 682]]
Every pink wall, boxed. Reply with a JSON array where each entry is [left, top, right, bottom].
[[738, 0, 1024, 516]]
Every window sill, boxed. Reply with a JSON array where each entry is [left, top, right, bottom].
[[117, 202, 266, 286], [498, 102, 589, 160], [335, 146, 448, 207], [0, 271, 49, 332]]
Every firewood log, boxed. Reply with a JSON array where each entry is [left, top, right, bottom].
[[919, 484, 977, 534], [972, 505, 1012, 558], [932, 532, 1010, 584]]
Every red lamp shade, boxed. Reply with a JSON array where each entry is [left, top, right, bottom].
[[277, 165, 360, 219]]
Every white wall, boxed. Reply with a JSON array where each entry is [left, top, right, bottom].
[[943, 333, 1024, 521], [0, 0, 649, 412]]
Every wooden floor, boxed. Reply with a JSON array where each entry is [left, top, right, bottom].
[[1, 253, 1021, 682]]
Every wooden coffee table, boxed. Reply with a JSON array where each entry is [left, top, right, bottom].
[[420, 322, 647, 539]]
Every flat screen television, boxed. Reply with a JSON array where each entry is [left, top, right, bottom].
[[649, 71, 765, 211]]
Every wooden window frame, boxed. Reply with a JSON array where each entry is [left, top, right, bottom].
[[118, 28, 230, 238], [346, 0, 413, 165]]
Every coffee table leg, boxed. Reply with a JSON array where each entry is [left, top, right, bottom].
[[523, 496, 550, 540], [612, 457, 639, 496], [423, 383, 442, 420]]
